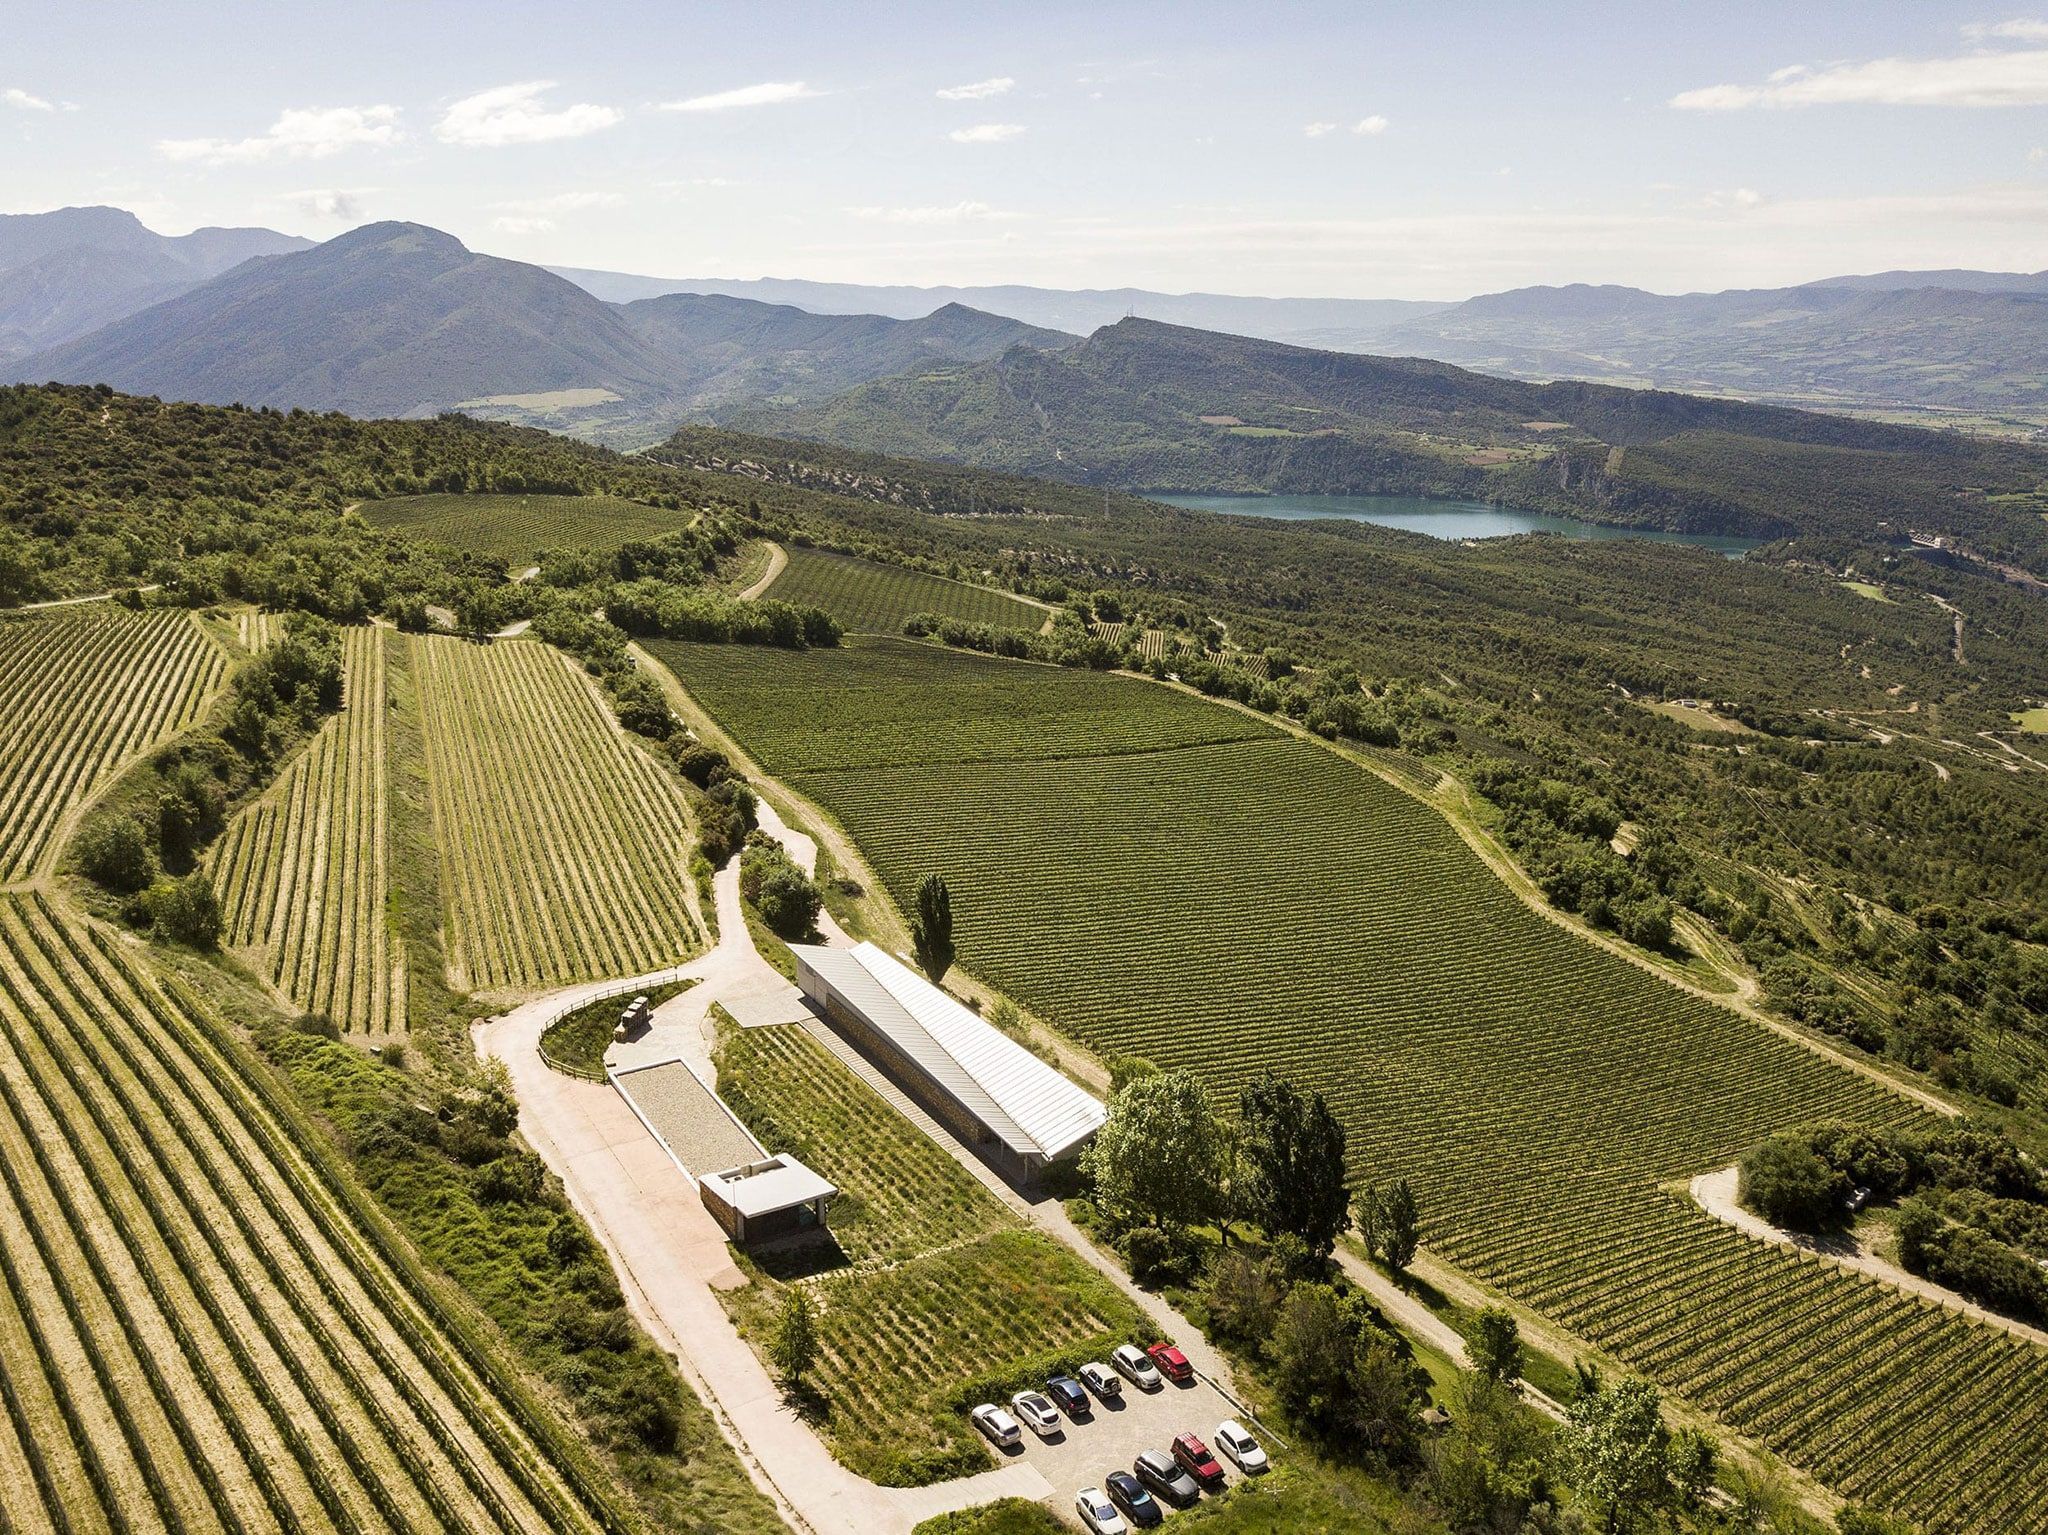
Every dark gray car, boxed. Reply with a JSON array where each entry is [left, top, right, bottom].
[[1133, 1448, 1200, 1508]]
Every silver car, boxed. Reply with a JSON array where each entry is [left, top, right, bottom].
[[1111, 1343, 1163, 1391], [969, 1403, 1020, 1447]]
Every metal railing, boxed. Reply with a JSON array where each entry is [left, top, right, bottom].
[[535, 968, 695, 1081]]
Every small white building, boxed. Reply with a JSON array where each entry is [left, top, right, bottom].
[[791, 941, 1106, 1185], [697, 1154, 838, 1247]]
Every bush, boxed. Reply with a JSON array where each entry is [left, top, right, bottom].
[[76, 814, 156, 893], [611, 671, 673, 738], [1738, 1131, 1847, 1231], [669, 740, 734, 787], [150, 870, 222, 949], [739, 837, 821, 939]]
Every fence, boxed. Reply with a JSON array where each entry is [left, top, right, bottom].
[[534, 968, 695, 1081]]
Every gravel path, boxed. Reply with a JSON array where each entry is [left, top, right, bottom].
[[614, 1061, 763, 1176]]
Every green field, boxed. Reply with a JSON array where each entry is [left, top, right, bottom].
[[713, 1020, 1148, 1484], [659, 637, 2048, 1532], [762, 547, 1046, 634], [359, 493, 692, 560], [0, 609, 227, 883], [412, 636, 702, 993], [2013, 706, 2048, 736]]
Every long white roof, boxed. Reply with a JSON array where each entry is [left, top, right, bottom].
[[793, 942, 1105, 1161]]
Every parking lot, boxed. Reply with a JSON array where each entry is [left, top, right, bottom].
[[976, 1368, 1261, 1527]]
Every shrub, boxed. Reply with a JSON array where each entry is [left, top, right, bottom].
[[739, 837, 822, 939], [151, 870, 222, 949], [76, 814, 156, 893], [1738, 1131, 1847, 1231], [611, 671, 673, 738]]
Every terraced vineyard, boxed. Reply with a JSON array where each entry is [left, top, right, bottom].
[[763, 548, 1046, 635], [713, 1020, 1145, 1484], [0, 608, 227, 883], [659, 637, 2048, 1531], [413, 635, 702, 993], [360, 492, 691, 560], [0, 889, 610, 1533], [211, 626, 406, 1035]]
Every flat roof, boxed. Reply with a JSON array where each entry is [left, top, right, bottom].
[[792, 941, 1106, 1162], [700, 1154, 838, 1218]]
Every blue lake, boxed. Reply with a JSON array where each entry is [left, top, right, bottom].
[[1156, 492, 1763, 557]]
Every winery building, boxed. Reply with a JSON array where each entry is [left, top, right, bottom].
[[791, 941, 1106, 1186]]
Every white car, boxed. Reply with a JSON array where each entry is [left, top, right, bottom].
[[1111, 1343, 1163, 1391], [1075, 1487, 1129, 1534], [1215, 1418, 1270, 1474], [1078, 1360, 1123, 1400], [1009, 1390, 1062, 1438], [969, 1403, 1020, 1447]]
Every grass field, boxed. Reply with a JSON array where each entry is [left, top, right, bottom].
[[763, 548, 1046, 634], [412, 636, 702, 993], [714, 1020, 1148, 1484], [2013, 706, 2048, 736], [659, 637, 2048, 1532], [1839, 579, 1892, 603], [212, 626, 407, 1035], [0, 609, 227, 883], [0, 888, 609, 1533], [359, 493, 692, 560]]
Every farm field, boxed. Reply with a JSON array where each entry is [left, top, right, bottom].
[[359, 492, 691, 560], [212, 625, 406, 1035], [763, 547, 1046, 634], [659, 637, 2048, 1531], [411, 635, 702, 993], [713, 1020, 1147, 1484], [0, 608, 227, 884], [0, 888, 608, 1533], [648, 635, 1273, 773]]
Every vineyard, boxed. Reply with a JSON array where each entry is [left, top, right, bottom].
[[762, 548, 1046, 635], [412, 635, 702, 993], [211, 626, 406, 1036], [359, 492, 692, 560], [659, 637, 2048, 1531], [713, 1020, 1145, 1484], [0, 608, 227, 884], [648, 635, 1273, 774], [0, 888, 609, 1533]]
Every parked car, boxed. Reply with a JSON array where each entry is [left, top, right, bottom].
[[1147, 1342, 1194, 1384], [1045, 1374, 1091, 1418], [1009, 1390, 1062, 1437], [1112, 1343, 1163, 1391], [968, 1403, 1020, 1447], [1215, 1418, 1270, 1473], [1074, 1487, 1128, 1535], [1105, 1469, 1164, 1527], [1078, 1361, 1122, 1400], [1133, 1448, 1201, 1508], [1173, 1430, 1226, 1491]]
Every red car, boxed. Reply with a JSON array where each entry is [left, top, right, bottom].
[[1147, 1342, 1193, 1384], [1172, 1431, 1225, 1491]]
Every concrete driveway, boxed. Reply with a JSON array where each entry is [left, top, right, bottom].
[[981, 1372, 1254, 1528]]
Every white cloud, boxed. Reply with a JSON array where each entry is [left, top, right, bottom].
[[2033, 145, 2048, 160], [1352, 114, 1389, 135], [1964, 18, 2048, 41], [4, 87, 54, 112], [661, 81, 818, 113], [492, 215, 555, 234], [1673, 42, 2048, 109], [949, 122, 1024, 143], [847, 201, 1014, 224], [936, 77, 1014, 101], [288, 188, 371, 219], [158, 104, 402, 163], [435, 82, 620, 147], [1303, 121, 1337, 137], [491, 190, 627, 214]]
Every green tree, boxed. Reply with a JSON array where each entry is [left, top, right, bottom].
[[910, 873, 955, 983], [1357, 1179, 1421, 1272], [1235, 1071, 1351, 1264], [1470, 1305, 1522, 1391], [152, 870, 222, 949], [1082, 1067, 1223, 1237], [76, 814, 155, 894], [1560, 1376, 1671, 1533], [1666, 1428, 1718, 1515], [1201, 1246, 1282, 1347], [1739, 1131, 1848, 1231], [770, 1288, 818, 1394]]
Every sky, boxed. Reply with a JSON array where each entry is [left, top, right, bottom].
[[6, 0, 2047, 300]]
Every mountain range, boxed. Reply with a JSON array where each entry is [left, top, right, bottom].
[[0, 205, 310, 360], [11, 219, 1070, 434]]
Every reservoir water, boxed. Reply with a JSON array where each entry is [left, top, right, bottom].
[[1156, 492, 1763, 557]]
